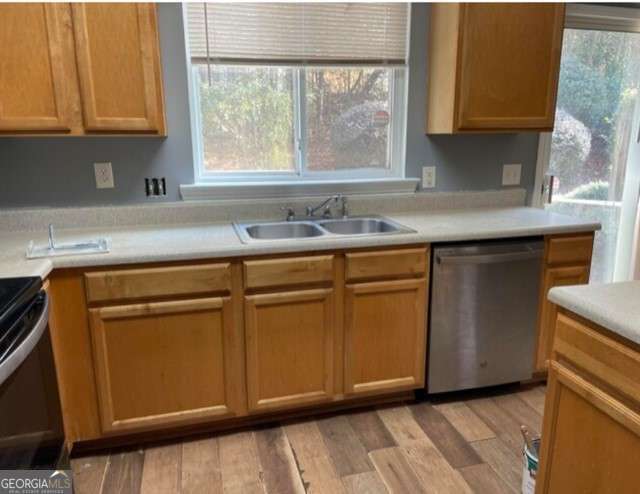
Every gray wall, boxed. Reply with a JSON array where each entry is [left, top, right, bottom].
[[0, 3, 539, 209]]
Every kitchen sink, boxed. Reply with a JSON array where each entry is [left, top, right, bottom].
[[234, 216, 414, 243], [243, 222, 324, 240], [318, 218, 401, 235]]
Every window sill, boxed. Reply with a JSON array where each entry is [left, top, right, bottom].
[[180, 178, 419, 201]]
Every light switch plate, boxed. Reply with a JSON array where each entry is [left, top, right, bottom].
[[94, 162, 114, 189], [502, 163, 521, 186], [422, 166, 436, 189]]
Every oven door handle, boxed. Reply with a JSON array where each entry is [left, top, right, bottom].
[[0, 292, 49, 387]]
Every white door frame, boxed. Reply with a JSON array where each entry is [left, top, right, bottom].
[[613, 96, 640, 280], [531, 133, 552, 208], [531, 4, 640, 208]]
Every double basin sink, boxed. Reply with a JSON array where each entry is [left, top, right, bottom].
[[234, 216, 415, 243]]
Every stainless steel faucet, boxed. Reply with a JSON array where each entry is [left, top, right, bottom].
[[305, 195, 342, 218], [280, 195, 348, 221], [48, 224, 56, 250], [338, 195, 348, 218]]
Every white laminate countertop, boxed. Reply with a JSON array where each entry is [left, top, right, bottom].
[[0, 206, 599, 280], [549, 281, 640, 346]]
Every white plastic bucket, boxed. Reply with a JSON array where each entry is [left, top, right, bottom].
[[521, 438, 540, 494]]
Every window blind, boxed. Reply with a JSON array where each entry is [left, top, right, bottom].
[[186, 2, 409, 65]]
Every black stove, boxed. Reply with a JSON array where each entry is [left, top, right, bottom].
[[0, 276, 67, 471], [0, 277, 42, 330]]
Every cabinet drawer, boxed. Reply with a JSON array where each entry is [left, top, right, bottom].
[[546, 234, 594, 265], [553, 313, 640, 404], [85, 263, 231, 303], [243, 255, 334, 290], [345, 248, 427, 282]]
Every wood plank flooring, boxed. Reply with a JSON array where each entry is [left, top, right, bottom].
[[71, 384, 545, 494]]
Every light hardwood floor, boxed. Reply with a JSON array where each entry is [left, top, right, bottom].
[[71, 384, 545, 494]]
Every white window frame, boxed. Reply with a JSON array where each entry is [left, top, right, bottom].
[[189, 64, 408, 185], [532, 3, 640, 208]]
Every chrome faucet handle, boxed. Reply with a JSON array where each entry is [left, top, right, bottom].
[[280, 206, 296, 221], [339, 195, 348, 218], [48, 223, 56, 250]]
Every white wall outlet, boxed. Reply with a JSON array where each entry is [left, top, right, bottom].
[[502, 163, 522, 186], [94, 162, 114, 189], [422, 166, 436, 189]]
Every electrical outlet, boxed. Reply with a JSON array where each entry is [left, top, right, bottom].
[[94, 162, 114, 189], [422, 166, 436, 189], [502, 163, 522, 186], [145, 177, 167, 197]]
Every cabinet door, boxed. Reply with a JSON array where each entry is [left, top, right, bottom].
[[0, 4, 72, 132], [537, 362, 640, 493], [244, 289, 335, 413], [345, 279, 427, 395], [456, 3, 564, 130], [71, 3, 165, 133], [90, 297, 242, 433], [535, 265, 590, 372]]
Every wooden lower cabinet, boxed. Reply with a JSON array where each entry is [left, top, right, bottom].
[[537, 311, 640, 493], [535, 264, 590, 371], [244, 288, 335, 413], [51, 247, 431, 444], [344, 278, 427, 395], [89, 297, 242, 433], [534, 233, 594, 373], [538, 362, 640, 493]]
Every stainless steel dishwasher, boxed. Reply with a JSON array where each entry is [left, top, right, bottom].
[[428, 238, 544, 394]]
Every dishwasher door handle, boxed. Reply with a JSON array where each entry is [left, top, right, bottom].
[[437, 249, 544, 265]]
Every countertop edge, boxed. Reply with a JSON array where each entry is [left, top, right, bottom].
[[45, 222, 599, 271], [548, 283, 640, 347]]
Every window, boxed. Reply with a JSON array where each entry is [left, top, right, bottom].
[[186, 3, 409, 183], [546, 27, 640, 283], [536, 4, 640, 283]]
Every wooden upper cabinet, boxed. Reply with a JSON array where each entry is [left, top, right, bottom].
[[0, 4, 75, 133], [0, 3, 165, 136], [427, 3, 565, 134], [71, 3, 166, 134]]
